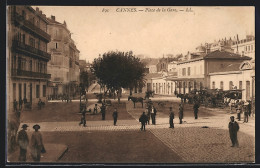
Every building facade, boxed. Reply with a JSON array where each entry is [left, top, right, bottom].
[[174, 50, 251, 94], [7, 6, 51, 111], [231, 35, 255, 59], [209, 60, 255, 102], [47, 16, 80, 98]]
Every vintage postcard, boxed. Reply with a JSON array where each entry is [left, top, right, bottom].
[[6, 6, 255, 164]]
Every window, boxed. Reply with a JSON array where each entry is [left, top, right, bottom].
[[245, 46, 247, 51], [229, 81, 233, 90], [239, 81, 242, 90], [43, 85, 46, 97], [246, 81, 250, 100], [13, 83, 16, 101], [187, 67, 191, 76], [182, 68, 186, 76], [251, 45, 253, 51], [220, 81, 224, 90], [29, 60, 32, 71], [29, 37, 35, 47], [19, 83, 22, 99], [24, 83, 26, 98], [38, 40, 41, 50], [212, 81, 215, 89], [56, 43, 58, 49], [22, 10, 26, 19], [36, 85, 40, 98], [22, 34, 25, 43]]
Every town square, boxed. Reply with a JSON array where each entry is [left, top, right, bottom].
[[6, 5, 255, 164]]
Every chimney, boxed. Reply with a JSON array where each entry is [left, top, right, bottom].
[[36, 7, 39, 12], [40, 11, 42, 15], [51, 15, 55, 21]]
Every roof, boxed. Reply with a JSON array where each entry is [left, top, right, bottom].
[[204, 50, 251, 60], [46, 18, 62, 24], [144, 73, 162, 79], [177, 50, 251, 65]]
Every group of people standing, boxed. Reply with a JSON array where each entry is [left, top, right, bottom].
[[17, 124, 45, 162], [79, 103, 119, 127], [139, 104, 157, 131], [235, 100, 252, 123], [139, 100, 199, 131]]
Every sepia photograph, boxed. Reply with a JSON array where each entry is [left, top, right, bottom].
[[6, 5, 255, 164]]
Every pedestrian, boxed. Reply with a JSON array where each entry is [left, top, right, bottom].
[[112, 108, 118, 126], [193, 101, 200, 119], [145, 107, 150, 125], [236, 102, 242, 121], [31, 124, 44, 162], [17, 124, 29, 161], [228, 116, 239, 147], [93, 104, 98, 114], [79, 109, 87, 127], [13, 99, 18, 112], [101, 103, 106, 120], [139, 112, 148, 131], [248, 101, 252, 117], [38, 99, 42, 110], [179, 103, 184, 124], [151, 105, 157, 125], [19, 97, 23, 111], [243, 101, 249, 123], [169, 107, 174, 128]]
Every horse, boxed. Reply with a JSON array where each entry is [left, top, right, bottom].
[[128, 96, 144, 108]]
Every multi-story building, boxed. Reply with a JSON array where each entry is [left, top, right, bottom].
[[231, 35, 255, 59], [46, 15, 80, 98], [174, 50, 251, 94], [7, 6, 51, 111], [209, 60, 255, 102]]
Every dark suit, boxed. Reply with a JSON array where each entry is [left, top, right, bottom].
[[112, 111, 118, 125], [139, 114, 148, 131], [17, 129, 29, 161], [228, 121, 239, 147]]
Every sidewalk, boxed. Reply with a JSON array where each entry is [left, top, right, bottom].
[[7, 143, 68, 163]]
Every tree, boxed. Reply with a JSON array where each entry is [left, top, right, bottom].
[[80, 70, 89, 91], [92, 51, 146, 102]]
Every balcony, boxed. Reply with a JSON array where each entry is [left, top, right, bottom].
[[12, 12, 51, 42], [12, 69, 51, 79], [12, 40, 51, 60]]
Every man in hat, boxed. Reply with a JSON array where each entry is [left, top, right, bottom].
[[112, 108, 118, 126], [101, 103, 106, 120], [169, 107, 174, 128], [193, 101, 200, 119], [139, 112, 148, 131], [79, 108, 87, 127], [93, 104, 98, 114], [179, 103, 184, 124], [145, 107, 151, 125], [228, 116, 239, 147], [17, 124, 29, 161], [31, 124, 44, 162]]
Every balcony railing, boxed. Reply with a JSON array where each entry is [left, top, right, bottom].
[[12, 12, 51, 42], [12, 69, 51, 79], [12, 40, 51, 60]]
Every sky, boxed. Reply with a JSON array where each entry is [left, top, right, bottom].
[[33, 6, 254, 62]]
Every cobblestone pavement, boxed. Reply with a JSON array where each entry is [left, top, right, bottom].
[[18, 99, 255, 163]]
